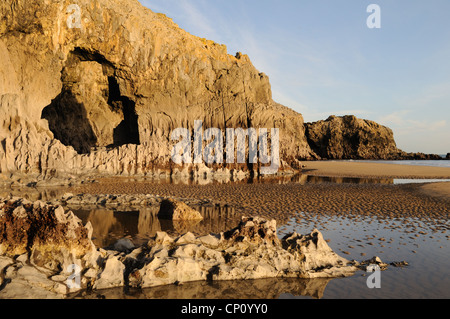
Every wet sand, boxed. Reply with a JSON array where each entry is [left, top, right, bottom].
[[303, 161, 450, 179], [418, 182, 450, 201], [72, 178, 450, 223]]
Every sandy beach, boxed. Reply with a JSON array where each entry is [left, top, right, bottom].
[[418, 182, 450, 200], [303, 161, 450, 179]]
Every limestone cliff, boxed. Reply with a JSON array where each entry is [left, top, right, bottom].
[[0, 0, 314, 183], [305, 115, 443, 160], [305, 116, 401, 160]]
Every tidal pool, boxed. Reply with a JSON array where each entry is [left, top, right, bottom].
[[69, 206, 449, 299]]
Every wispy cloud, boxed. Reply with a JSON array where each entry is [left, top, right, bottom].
[[394, 82, 450, 110], [375, 106, 449, 153], [378, 110, 411, 127], [178, 0, 217, 39], [379, 109, 447, 131]]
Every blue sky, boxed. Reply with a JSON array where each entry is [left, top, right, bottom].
[[141, 0, 450, 154]]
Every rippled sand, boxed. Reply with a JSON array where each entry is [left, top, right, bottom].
[[73, 179, 450, 224]]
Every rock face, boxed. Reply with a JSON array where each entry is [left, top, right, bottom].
[[0, 197, 101, 297], [305, 116, 402, 160], [0, 198, 364, 298], [127, 217, 356, 289], [0, 198, 96, 265], [447, 153, 450, 160], [305, 115, 443, 160], [0, 0, 314, 183]]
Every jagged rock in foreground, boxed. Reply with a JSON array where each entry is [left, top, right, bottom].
[[0, 0, 312, 184], [0, 198, 366, 298], [305, 115, 443, 160], [0, 198, 97, 267], [0, 198, 101, 298]]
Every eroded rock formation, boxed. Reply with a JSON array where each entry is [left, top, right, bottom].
[[0, 198, 368, 298], [0, 198, 95, 262], [158, 198, 204, 221], [0, 0, 313, 184], [305, 115, 443, 160]]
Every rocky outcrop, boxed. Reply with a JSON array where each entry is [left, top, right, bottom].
[[446, 153, 450, 160], [0, 198, 375, 298], [400, 152, 444, 160], [305, 115, 401, 160], [305, 115, 443, 160], [0, 0, 313, 184], [0, 197, 101, 297], [121, 217, 357, 289], [0, 198, 96, 266], [158, 199, 204, 221]]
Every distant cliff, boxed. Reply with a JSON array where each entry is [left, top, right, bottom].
[[305, 115, 442, 160]]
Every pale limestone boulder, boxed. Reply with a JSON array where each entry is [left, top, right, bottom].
[[0, 198, 102, 296], [0, 198, 368, 296], [282, 230, 349, 272], [127, 217, 357, 289], [0, 257, 67, 299], [93, 254, 125, 290], [158, 199, 204, 221]]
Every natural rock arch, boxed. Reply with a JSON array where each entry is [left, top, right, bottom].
[[41, 48, 140, 154]]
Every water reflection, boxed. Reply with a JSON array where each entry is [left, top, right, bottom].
[[301, 175, 393, 185], [69, 277, 333, 300], [137, 174, 396, 185], [73, 205, 242, 248], [0, 187, 69, 202]]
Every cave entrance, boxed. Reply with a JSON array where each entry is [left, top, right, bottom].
[[41, 89, 98, 154], [41, 49, 140, 154], [107, 77, 140, 148]]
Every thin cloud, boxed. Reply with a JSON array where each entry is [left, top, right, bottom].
[[378, 110, 411, 127], [379, 110, 447, 134], [178, 0, 217, 39]]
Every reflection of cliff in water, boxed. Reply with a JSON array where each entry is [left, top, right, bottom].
[[302, 175, 394, 185], [0, 187, 69, 202], [143, 174, 395, 186], [69, 277, 333, 300], [73, 205, 241, 248]]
